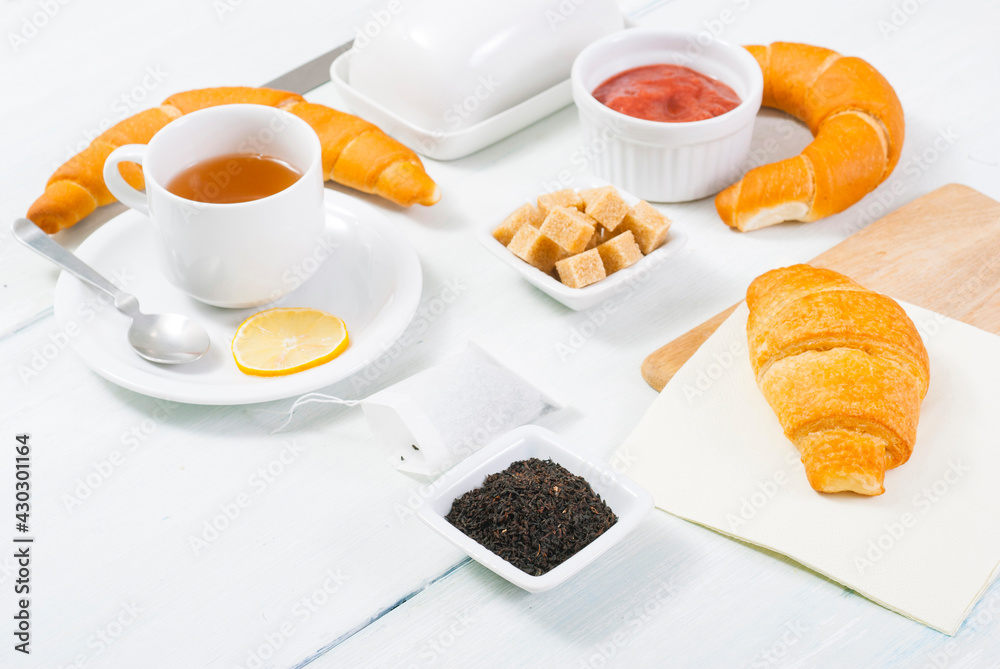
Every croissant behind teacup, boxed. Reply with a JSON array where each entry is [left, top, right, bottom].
[[27, 87, 441, 234], [746, 265, 930, 496]]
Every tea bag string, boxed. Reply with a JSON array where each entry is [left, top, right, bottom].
[[264, 393, 362, 434]]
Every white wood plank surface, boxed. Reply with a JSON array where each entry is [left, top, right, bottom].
[[320, 512, 1000, 668], [1, 0, 999, 667]]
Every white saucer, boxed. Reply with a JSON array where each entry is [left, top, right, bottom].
[[53, 190, 422, 405]]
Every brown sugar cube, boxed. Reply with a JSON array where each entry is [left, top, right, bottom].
[[492, 203, 544, 245], [583, 186, 630, 232], [537, 189, 584, 216], [578, 186, 606, 209], [519, 202, 545, 227], [556, 249, 607, 288], [539, 206, 596, 254], [597, 230, 644, 275], [620, 200, 672, 254], [507, 225, 567, 273]]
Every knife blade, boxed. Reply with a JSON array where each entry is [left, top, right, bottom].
[[263, 39, 354, 94]]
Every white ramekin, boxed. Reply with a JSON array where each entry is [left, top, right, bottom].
[[571, 28, 763, 202]]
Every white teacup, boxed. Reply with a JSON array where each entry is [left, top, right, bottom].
[[104, 104, 326, 308]]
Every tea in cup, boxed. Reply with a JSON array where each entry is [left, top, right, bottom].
[[103, 104, 326, 308]]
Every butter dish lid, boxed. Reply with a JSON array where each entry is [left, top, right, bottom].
[[335, 0, 624, 159]]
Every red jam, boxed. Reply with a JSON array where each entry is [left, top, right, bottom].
[[592, 64, 741, 123]]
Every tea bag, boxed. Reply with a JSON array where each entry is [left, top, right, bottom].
[[362, 344, 564, 476]]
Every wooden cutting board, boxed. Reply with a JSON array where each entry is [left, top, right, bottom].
[[642, 183, 1000, 391]]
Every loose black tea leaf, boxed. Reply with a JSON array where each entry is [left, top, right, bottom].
[[445, 458, 618, 576]]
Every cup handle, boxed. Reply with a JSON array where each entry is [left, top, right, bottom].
[[103, 144, 150, 216]]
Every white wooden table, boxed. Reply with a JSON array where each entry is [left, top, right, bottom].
[[2, 0, 999, 666]]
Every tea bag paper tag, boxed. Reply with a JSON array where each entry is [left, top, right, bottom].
[[361, 390, 448, 472], [362, 343, 564, 477]]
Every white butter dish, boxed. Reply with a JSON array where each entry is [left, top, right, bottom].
[[332, 52, 572, 161], [333, 0, 624, 160]]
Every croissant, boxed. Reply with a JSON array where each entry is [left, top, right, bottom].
[[27, 86, 440, 233], [716, 42, 904, 232], [746, 265, 929, 495]]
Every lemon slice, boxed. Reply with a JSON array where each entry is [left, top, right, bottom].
[[232, 308, 350, 376]]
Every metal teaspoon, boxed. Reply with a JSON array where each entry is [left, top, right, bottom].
[[12, 218, 210, 364]]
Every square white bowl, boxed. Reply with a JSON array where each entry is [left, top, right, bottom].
[[477, 176, 687, 311], [417, 425, 654, 593]]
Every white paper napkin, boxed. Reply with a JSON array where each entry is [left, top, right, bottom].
[[620, 301, 1000, 634]]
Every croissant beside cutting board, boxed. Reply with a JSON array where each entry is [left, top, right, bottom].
[[716, 42, 905, 231], [27, 87, 441, 234], [746, 265, 930, 496]]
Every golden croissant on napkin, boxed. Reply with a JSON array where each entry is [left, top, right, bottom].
[[746, 265, 930, 495]]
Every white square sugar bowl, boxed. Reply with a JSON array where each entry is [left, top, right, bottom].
[[478, 176, 686, 311]]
